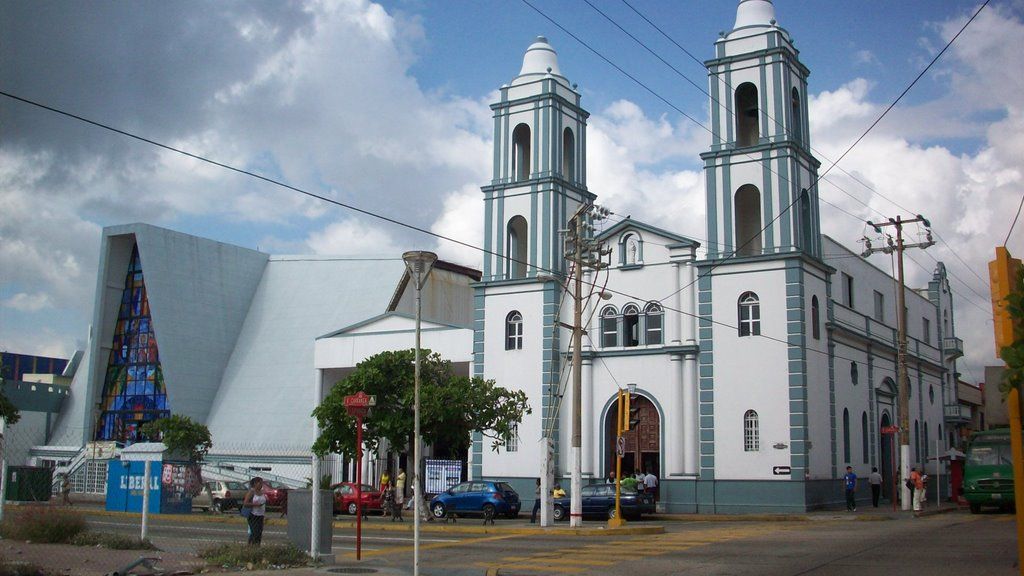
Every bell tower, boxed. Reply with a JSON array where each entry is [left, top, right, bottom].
[[701, 0, 822, 261], [481, 36, 593, 281]]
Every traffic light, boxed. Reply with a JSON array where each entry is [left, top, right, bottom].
[[624, 393, 640, 431], [990, 246, 1023, 357]]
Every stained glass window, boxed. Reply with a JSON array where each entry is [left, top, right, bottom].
[[95, 244, 169, 443]]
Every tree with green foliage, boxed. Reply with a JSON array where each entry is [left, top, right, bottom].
[[1002, 267, 1024, 396], [140, 414, 212, 462], [312, 349, 531, 459], [0, 362, 20, 426], [0, 389, 20, 426]]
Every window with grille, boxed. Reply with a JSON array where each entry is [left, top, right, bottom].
[[738, 292, 761, 337], [505, 311, 523, 350], [645, 303, 663, 345], [505, 424, 519, 452], [601, 306, 618, 347], [744, 410, 759, 452]]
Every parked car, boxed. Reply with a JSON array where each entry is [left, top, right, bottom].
[[332, 482, 383, 515], [552, 483, 655, 520], [192, 480, 248, 513], [262, 480, 289, 511], [429, 481, 521, 519]]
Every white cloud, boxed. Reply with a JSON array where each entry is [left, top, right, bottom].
[[305, 218, 403, 257], [2, 293, 53, 312], [804, 7, 1024, 382]]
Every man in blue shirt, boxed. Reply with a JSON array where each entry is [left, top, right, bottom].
[[843, 466, 857, 512]]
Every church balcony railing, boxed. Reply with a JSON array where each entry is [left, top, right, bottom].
[[943, 336, 964, 360]]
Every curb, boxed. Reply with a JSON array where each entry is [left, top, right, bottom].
[[74, 507, 662, 536]]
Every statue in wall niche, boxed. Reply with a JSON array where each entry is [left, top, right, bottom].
[[627, 238, 639, 265]]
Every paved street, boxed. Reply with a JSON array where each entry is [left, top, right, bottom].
[[80, 508, 1017, 575]]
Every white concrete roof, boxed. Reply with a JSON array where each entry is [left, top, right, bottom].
[[204, 256, 405, 455]]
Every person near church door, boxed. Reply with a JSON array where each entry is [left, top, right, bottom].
[[868, 467, 883, 507], [843, 466, 857, 512]]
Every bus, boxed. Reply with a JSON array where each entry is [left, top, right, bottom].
[[964, 430, 1014, 513]]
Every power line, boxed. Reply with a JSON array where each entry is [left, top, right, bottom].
[[0, 0, 978, 378], [594, 0, 994, 302], [517, 0, 988, 310], [1005, 191, 1024, 246]]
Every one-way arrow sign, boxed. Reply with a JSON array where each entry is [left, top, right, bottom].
[[772, 466, 791, 475]]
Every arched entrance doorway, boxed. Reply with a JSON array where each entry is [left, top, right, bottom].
[[604, 394, 661, 478], [880, 412, 893, 501]]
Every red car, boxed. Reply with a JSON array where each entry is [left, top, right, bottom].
[[262, 480, 289, 510], [332, 482, 382, 515]]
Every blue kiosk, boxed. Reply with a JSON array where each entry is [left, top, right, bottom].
[[106, 443, 198, 515]]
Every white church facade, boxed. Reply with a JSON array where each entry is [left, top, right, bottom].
[[470, 0, 961, 512], [20, 0, 964, 513]]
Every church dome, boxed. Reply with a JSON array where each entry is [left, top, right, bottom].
[[518, 36, 562, 77], [733, 0, 775, 30]]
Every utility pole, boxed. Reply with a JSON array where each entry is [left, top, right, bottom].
[[564, 203, 610, 528], [861, 215, 933, 511]]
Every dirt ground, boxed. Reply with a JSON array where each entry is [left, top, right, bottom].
[[0, 538, 209, 575]]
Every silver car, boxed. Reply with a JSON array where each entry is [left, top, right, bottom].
[[192, 480, 247, 513]]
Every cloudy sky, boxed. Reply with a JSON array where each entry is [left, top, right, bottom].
[[1, 1, 1021, 386]]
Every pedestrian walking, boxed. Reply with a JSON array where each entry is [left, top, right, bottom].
[[843, 466, 857, 512], [395, 468, 406, 507], [643, 470, 659, 501], [606, 471, 616, 484], [60, 474, 72, 506], [909, 466, 925, 512], [241, 477, 267, 546], [868, 467, 883, 507], [530, 478, 541, 523]]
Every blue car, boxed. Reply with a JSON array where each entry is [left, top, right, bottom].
[[552, 483, 655, 520], [430, 481, 521, 519]]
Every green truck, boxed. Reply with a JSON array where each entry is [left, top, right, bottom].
[[964, 430, 1014, 513]]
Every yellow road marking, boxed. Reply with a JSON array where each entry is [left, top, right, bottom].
[[502, 556, 614, 566], [342, 533, 519, 559], [476, 561, 585, 573]]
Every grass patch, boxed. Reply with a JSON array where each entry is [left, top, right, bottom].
[[70, 532, 158, 550], [198, 543, 310, 568], [0, 507, 85, 544]]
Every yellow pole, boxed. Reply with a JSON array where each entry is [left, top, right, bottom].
[[1008, 388, 1024, 576], [609, 390, 626, 528]]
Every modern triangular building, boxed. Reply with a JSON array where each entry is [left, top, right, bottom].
[[24, 1, 965, 513]]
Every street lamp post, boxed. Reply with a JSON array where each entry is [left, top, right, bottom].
[[403, 250, 437, 576]]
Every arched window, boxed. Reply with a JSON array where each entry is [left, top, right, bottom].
[[512, 123, 531, 181], [562, 128, 575, 181], [735, 184, 762, 256], [791, 87, 802, 145], [851, 362, 858, 385], [800, 189, 813, 252], [645, 303, 663, 346], [735, 82, 759, 147], [914, 420, 920, 463], [843, 408, 851, 464], [924, 422, 929, 462], [738, 291, 761, 337], [506, 216, 528, 279], [505, 311, 523, 350], [861, 411, 869, 464], [744, 410, 759, 451], [623, 304, 641, 347], [811, 295, 820, 340], [601, 306, 618, 348], [929, 384, 935, 404]]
